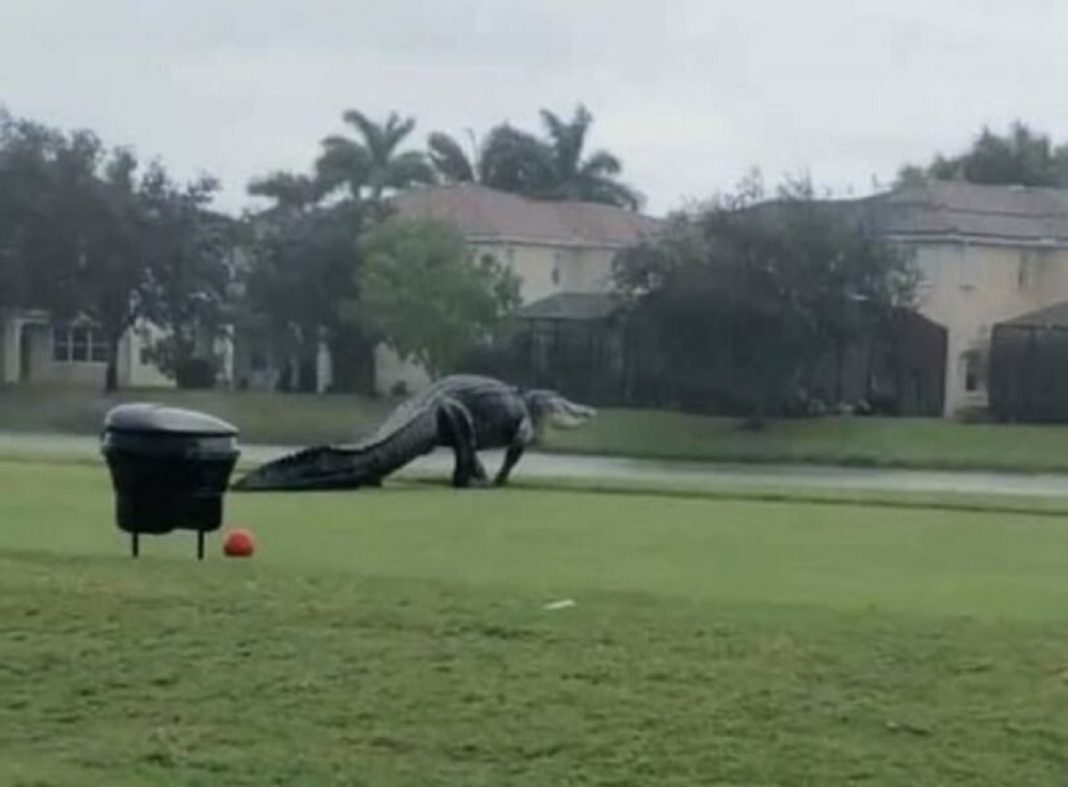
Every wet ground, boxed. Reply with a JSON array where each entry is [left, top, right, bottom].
[[3, 431, 1068, 498]]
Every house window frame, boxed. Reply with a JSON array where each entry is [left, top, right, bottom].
[[52, 323, 108, 364], [552, 250, 565, 286], [962, 349, 985, 393]]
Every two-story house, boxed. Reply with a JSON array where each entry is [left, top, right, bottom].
[[856, 181, 1068, 417], [379, 183, 661, 394]]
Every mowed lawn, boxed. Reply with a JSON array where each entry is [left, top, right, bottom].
[[3, 461, 1068, 785]]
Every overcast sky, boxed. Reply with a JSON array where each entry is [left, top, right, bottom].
[[3, 0, 1067, 215]]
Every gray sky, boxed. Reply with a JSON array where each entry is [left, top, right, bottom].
[[3, 0, 1067, 215]]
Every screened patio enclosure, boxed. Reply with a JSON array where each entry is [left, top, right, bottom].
[[989, 301, 1068, 422]]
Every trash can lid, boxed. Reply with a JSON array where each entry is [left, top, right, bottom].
[[103, 403, 239, 437]]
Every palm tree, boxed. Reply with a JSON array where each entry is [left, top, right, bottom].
[[427, 125, 551, 192], [537, 105, 642, 210], [427, 106, 641, 210], [427, 130, 477, 183], [247, 171, 324, 213], [316, 110, 435, 206]]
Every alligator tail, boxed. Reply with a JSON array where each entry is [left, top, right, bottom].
[[232, 410, 439, 492]]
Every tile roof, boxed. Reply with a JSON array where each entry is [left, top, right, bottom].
[[859, 181, 1068, 244], [392, 183, 661, 248]]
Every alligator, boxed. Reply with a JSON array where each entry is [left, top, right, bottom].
[[232, 375, 595, 491]]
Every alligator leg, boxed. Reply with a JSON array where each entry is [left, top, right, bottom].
[[494, 444, 523, 486], [440, 399, 484, 488], [471, 455, 489, 484], [494, 415, 534, 486]]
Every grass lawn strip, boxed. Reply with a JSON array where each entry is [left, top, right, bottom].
[[4, 460, 1068, 783]]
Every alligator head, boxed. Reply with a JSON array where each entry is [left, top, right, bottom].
[[523, 389, 597, 432]]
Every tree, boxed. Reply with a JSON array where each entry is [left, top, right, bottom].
[[7, 131, 155, 394], [358, 219, 520, 376], [0, 113, 111, 318], [428, 124, 553, 195], [615, 178, 917, 421], [427, 130, 477, 183], [428, 105, 642, 209], [316, 110, 435, 209], [244, 194, 369, 392], [70, 150, 231, 392], [247, 171, 324, 212], [0, 109, 234, 391], [245, 108, 443, 392], [0, 111, 60, 309], [537, 105, 642, 209], [898, 122, 1068, 187], [76, 146, 148, 392], [138, 166, 234, 385]]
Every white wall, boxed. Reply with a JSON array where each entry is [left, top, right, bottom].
[[119, 322, 174, 388], [471, 241, 619, 305], [472, 243, 553, 304], [374, 343, 431, 397], [562, 247, 617, 293], [911, 241, 1068, 416]]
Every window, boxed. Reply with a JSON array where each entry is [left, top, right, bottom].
[[962, 349, 984, 392], [552, 250, 564, 286], [71, 327, 89, 362], [93, 336, 108, 363], [52, 324, 107, 364], [52, 328, 69, 362]]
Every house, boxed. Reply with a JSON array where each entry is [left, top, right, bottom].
[[444, 181, 1068, 419], [0, 309, 173, 388], [0, 307, 243, 391], [1, 211, 244, 392], [853, 181, 1068, 417], [380, 183, 661, 394], [11, 179, 1059, 421], [229, 312, 333, 394], [394, 183, 660, 303]]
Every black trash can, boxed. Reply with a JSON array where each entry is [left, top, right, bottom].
[[101, 403, 240, 559]]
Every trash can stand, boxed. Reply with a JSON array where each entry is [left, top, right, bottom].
[[100, 404, 241, 559]]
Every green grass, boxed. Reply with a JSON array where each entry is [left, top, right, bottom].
[[6, 384, 1068, 473], [0, 385, 393, 446], [4, 460, 1068, 784], [546, 408, 1068, 472]]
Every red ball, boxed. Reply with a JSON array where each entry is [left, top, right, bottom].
[[223, 528, 255, 558]]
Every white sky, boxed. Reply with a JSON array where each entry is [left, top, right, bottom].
[[3, 0, 1067, 215]]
